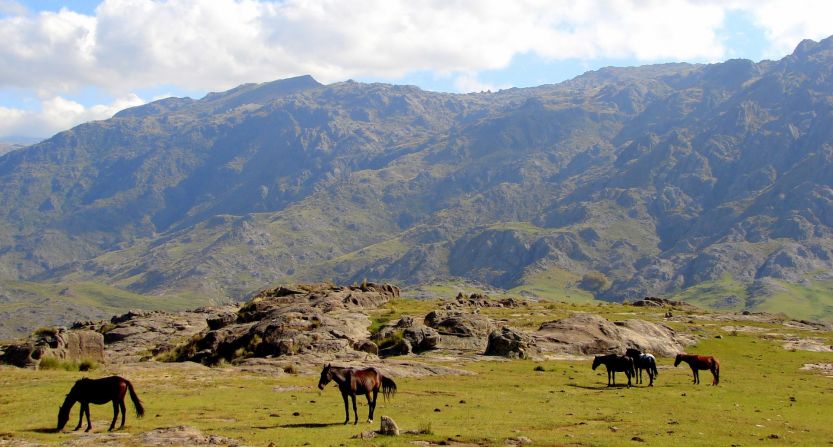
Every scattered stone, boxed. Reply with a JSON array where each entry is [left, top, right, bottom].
[[631, 436, 645, 442], [379, 416, 399, 436], [352, 431, 377, 439]]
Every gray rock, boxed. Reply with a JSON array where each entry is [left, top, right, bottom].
[[379, 416, 399, 436], [485, 327, 533, 359]]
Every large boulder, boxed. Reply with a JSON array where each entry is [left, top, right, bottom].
[[0, 328, 104, 368], [373, 316, 440, 357], [534, 313, 691, 356], [485, 327, 534, 359], [424, 311, 494, 351]]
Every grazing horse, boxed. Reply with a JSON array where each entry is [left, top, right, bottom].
[[317, 364, 397, 424], [674, 353, 720, 385], [625, 348, 659, 386], [57, 376, 144, 432], [592, 354, 635, 388]]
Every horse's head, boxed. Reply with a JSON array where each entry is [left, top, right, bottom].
[[317, 363, 332, 390], [591, 356, 601, 370], [674, 353, 683, 367], [625, 347, 640, 357], [56, 401, 71, 431]]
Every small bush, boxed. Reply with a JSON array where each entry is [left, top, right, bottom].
[[533, 365, 546, 372], [417, 422, 433, 435], [376, 330, 404, 350], [34, 326, 58, 337], [78, 358, 98, 371], [38, 357, 98, 371], [283, 364, 299, 374]]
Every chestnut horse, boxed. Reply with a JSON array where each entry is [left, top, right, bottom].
[[592, 354, 635, 388], [674, 353, 720, 385], [317, 364, 397, 424], [57, 376, 144, 432]]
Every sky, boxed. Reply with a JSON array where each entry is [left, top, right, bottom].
[[1, 0, 832, 141]]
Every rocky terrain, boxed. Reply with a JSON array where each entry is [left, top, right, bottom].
[[2, 37, 833, 336], [2, 283, 833, 447]]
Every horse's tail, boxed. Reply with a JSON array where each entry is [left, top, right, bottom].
[[651, 358, 659, 377], [126, 379, 145, 417], [713, 358, 720, 385], [381, 376, 397, 401]]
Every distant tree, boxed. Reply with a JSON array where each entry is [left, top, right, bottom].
[[579, 271, 610, 292]]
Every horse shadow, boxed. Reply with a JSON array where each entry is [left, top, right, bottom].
[[28, 427, 59, 434], [567, 383, 631, 391], [279, 422, 342, 428]]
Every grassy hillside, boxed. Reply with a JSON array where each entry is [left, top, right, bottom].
[[1, 299, 832, 446], [0, 280, 209, 341]]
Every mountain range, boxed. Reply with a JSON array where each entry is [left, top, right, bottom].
[[2, 36, 833, 338]]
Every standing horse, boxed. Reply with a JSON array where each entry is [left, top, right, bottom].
[[674, 353, 720, 385], [592, 354, 635, 388], [317, 364, 397, 424], [625, 348, 659, 386], [57, 376, 144, 432]]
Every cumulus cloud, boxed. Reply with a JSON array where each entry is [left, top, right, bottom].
[[0, 0, 831, 137], [0, 94, 144, 138]]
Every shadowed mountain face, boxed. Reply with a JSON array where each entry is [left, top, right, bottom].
[[1, 38, 833, 310]]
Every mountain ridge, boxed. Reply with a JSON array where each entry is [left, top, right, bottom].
[[2, 36, 833, 335]]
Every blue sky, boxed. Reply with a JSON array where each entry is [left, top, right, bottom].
[[1, 0, 832, 140]]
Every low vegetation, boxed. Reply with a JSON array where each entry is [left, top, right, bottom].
[[1, 297, 832, 446]]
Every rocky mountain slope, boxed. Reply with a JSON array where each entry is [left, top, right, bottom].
[[1, 37, 833, 332]]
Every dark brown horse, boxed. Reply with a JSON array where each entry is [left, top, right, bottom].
[[674, 353, 720, 385], [592, 354, 635, 388], [57, 376, 144, 432], [626, 348, 658, 386], [317, 364, 396, 424]]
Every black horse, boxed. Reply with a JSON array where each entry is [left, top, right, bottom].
[[57, 376, 144, 432], [592, 354, 635, 387], [317, 364, 396, 424], [625, 348, 659, 386]]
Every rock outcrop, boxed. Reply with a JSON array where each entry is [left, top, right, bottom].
[[424, 310, 494, 351], [0, 328, 104, 368], [174, 283, 398, 365], [534, 313, 692, 357], [485, 327, 534, 359]]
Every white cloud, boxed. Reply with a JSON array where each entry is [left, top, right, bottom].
[[0, 0, 831, 137], [0, 94, 144, 138], [738, 0, 833, 58]]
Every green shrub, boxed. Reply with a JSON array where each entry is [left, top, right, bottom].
[[376, 330, 404, 350], [34, 326, 58, 337], [38, 357, 98, 371]]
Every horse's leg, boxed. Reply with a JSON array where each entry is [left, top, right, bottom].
[[119, 400, 126, 428], [626, 369, 631, 388], [83, 403, 92, 432], [351, 394, 358, 425], [693, 368, 700, 384], [341, 393, 350, 425], [648, 369, 654, 387], [606, 369, 612, 386], [109, 401, 119, 431], [74, 404, 83, 431], [612, 370, 616, 387], [365, 391, 374, 423]]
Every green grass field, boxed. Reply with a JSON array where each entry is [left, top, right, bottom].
[[2, 300, 832, 446]]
